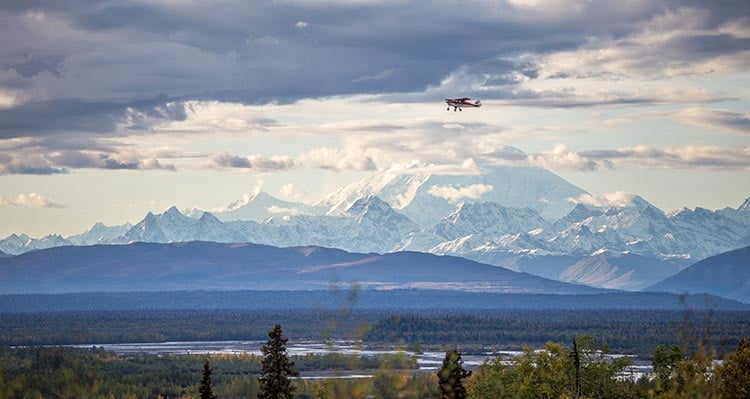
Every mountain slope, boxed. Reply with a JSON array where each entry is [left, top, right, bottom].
[[187, 192, 325, 222], [0, 233, 72, 255], [0, 241, 606, 295], [559, 253, 680, 290], [645, 246, 750, 302], [67, 222, 133, 245], [316, 162, 588, 226]]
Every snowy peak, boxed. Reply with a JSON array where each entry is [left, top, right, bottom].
[[346, 195, 393, 217], [629, 195, 658, 211], [198, 211, 222, 224], [345, 195, 419, 241], [211, 191, 323, 222], [433, 202, 549, 241], [123, 206, 203, 243], [0, 232, 71, 255], [552, 203, 602, 232], [68, 221, 133, 246], [318, 163, 588, 227], [739, 197, 750, 211]]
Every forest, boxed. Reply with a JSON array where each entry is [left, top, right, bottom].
[[1, 335, 748, 398], [3, 309, 750, 358], [3, 301, 750, 397]]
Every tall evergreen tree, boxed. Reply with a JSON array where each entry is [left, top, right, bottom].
[[438, 349, 471, 399], [258, 324, 299, 399], [716, 338, 750, 399], [199, 358, 217, 399]]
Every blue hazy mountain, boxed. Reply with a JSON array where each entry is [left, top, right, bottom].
[[0, 241, 605, 295], [645, 246, 750, 302]]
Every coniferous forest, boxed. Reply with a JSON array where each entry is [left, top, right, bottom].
[[2, 334, 749, 398]]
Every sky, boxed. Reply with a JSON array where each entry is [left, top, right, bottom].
[[0, 0, 749, 237]]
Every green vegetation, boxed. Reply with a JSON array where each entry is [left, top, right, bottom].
[[258, 324, 298, 399], [1, 335, 749, 398], [365, 310, 750, 357], [2, 308, 749, 398], [199, 359, 217, 399], [438, 350, 471, 399], [3, 309, 749, 358], [0, 346, 418, 398]]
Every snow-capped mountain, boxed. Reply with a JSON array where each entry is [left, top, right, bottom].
[[67, 222, 133, 245], [1, 164, 748, 294], [551, 203, 603, 232], [0, 233, 72, 255], [432, 202, 550, 242], [418, 195, 749, 289], [122, 206, 243, 243], [316, 161, 587, 227], [186, 192, 325, 222], [716, 197, 750, 228], [115, 198, 417, 254]]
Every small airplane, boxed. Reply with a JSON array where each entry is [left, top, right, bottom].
[[445, 97, 481, 111]]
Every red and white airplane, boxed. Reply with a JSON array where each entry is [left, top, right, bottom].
[[445, 97, 481, 111]]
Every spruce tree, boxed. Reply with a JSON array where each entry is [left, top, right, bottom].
[[199, 358, 217, 399], [438, 349, 472, 399], [258, 324, 299, 399]]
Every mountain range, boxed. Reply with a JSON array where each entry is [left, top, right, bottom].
[[646, 246, 750, 302], [1, 164, 748, 292], [0, 241, 605, 295]]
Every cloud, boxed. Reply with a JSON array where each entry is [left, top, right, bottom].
[[0, 97, 192, 139], [427, 183, 494, 203], [46, 150, 176, 171], [299, 147, 377, 171], [520, 144, 750, 172], [568, 192, 637, 208], [580, 145, 750, 170], [375, 159, 487, 177], [673, 107, 750, 133], [0, 193, 65, 208], [209, 152, 295, 171], [267, 205, 309, 215], [539, 7, 750, 79], [279, 183, 309, 203], [526, 144, 598, 171], [5, 0, 743, 116], [0, 137, 179, 175]]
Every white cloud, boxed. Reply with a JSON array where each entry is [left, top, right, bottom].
[[0, 193, 65, 208], [299, 147, 377, 171], [581, 145, 750, 170], [279, 183, 310, 203], [568, 191, 637, 208], [267, 205, 309, 215], [427, 183, 494, 203], [295, 21, 308, 29], [526, 144, 598, 171], [538, 8, 750, 79], [673, 108, 750, 134], [394, 158, 487, 176]]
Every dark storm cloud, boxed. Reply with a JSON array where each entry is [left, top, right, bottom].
[[0, 97, 189, 138], [0, 0, 748, 140], [209, 152, 295, 171], [7, 54, 63, 78]]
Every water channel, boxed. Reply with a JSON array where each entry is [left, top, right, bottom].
[[72, 340, 653, 380]]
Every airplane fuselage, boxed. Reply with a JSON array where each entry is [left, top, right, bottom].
[[445, 98, 481, 111]]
